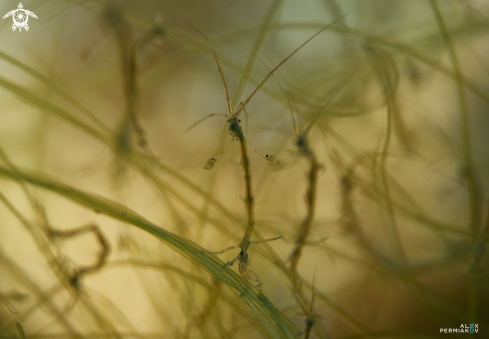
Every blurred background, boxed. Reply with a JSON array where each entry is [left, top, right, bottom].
[[0, 0, 488, 338]]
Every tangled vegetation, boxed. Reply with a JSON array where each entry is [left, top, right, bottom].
[[0, 1, 488, 338]]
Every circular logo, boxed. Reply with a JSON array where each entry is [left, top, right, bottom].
[[13, 9, 27, 27]]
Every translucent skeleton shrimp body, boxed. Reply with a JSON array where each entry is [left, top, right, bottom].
[[196, 16, 345, 295], [192, 104, 280, 169], [207, 237, 281, 296], [187, 15, 346, 170]]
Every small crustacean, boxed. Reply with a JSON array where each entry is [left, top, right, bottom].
[[197, 15, 345, 296], [186, 18, 349, 171], [203, 148, 226, 170], [285, 58, 357, 279], [185, 100, 280, 169], [227, 115, 243, 141], [234, 250, 267, 296], [247, 141, 280, 165], [206, 236, 281, 296]]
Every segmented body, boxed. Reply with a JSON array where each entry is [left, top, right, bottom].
[[237, 250, 266, 295], [227, 116, 243, 141]]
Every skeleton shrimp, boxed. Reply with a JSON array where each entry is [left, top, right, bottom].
[[197, 15, 345, 294], [287, 67, 356, 279], [207, 237, 281, 296]]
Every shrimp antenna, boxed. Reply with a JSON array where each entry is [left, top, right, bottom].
[[200, 34, 233, 117], [236, 14, 347, 117], [309, 267, 317, 314], [183, 113, 227, 134], [302, 63, 358, 135]]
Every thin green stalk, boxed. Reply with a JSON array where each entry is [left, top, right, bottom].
[[231, 0, 283, 108], [0, 296, 26, 339], [217, 22, 489, 107], [428, 0, 479, 231], [0, 165, 300, 339], [365, 44, 409, 271], [0, 249, 80, 337], [0, 51, 111, 135], [429, 0, 479, 326]]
